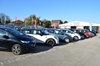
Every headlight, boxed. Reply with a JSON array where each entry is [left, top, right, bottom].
[[21, 41, 30, 43]]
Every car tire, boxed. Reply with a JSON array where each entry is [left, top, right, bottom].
[[11, 44, 24, 55], [73, 36, 79, 41], [81, 35, 85, 39], [64, 38, 70, 43], [46, 39, 56, 46]]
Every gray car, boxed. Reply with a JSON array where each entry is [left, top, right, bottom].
[[47, 29, 73, 43]]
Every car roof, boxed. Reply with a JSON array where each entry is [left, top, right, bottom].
[[0, 25, 12, 30], [47, 28, 61, 30], [21, 28, 45, 31]]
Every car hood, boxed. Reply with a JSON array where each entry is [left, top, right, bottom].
[[17, 35, 33, 41]]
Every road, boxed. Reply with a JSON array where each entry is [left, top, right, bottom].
[[0, 33, 100, 66]]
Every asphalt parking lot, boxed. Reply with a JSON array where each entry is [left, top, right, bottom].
[[0, 33, 100, 66]]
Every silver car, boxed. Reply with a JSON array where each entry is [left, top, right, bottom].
[[47, 29, 73, 43]]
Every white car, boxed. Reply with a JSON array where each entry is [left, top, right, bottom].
[[20, 28, 59, 46], [62, 29, 81, 41]]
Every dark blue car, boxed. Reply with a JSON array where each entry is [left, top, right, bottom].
[[0, 26, 36, 55]]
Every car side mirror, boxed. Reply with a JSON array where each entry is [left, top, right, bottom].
[[39, 33, 43, 36], [3, 35, 9, 39]]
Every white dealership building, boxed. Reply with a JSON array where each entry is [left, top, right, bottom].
[[59, 21, 100, 32]]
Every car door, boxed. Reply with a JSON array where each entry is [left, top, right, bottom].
[[54, 30, 64, 40], [0, 29, 8, 47], [31, 30, 45, 43]]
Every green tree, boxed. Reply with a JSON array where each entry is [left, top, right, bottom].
[[26, 16, 33, 25], [26, 15, 40, 26], [64, 21, 68, 23], [0, 13, 11, 24], [42, 19, 51, 28], [60, 20, 63, 24], [36, 17, 41, 26], [26, 15, 36, 25]]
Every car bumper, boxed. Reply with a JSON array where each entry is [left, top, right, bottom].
[[55, 39, 59, 44], [23, 42, 36, 49]]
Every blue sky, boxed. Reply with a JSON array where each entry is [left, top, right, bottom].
[[0, 0, 100, 23]]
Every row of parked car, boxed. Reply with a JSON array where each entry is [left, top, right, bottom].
[[0, 25, 98, 55], [21, 27, 97, 43]]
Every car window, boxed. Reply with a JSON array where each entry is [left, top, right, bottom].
[[0, 29, 15, 38], [55, 30, 63, 34], [34, 30, 37, 34], [48, 30, 54, 33], [55, 31, 59, 34], [6, 28, 24, 36], [23, 30, 31, 34], [65, 30, 68, 33], [36, 30, 41, 34], [31, 30, 36, 34], [63, 30, 66, 33], [31, 30, 40, 34], [0, 29, 7, 36], [41, 30, 49, 35]]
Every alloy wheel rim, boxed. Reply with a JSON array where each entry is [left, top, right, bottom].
[[12, 45, 21, 55], [65, 39, 69, 43]]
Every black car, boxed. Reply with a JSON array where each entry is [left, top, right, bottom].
[[71, 29, 88, 39], [0, 26, 36, 55], [90, 30, 97, 36]]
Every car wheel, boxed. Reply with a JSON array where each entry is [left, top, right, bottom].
[[11, 44, 24, 55], [94, 34, 96, 36], [73, 36, 79, 41], [81, 35, 85, 39], [64, 38, 70, 43], [46, 39, 56, 46]]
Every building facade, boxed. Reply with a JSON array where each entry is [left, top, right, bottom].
[[59, 21, 100, 32], [51, 20, 62, 28]]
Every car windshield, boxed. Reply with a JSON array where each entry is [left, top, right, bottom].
[[6, 28, 24, 36], [22, 30, 31, 34], [41, 30, 49, 35], [64, 30, 73, 33], [54, 30, 63, 34]]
